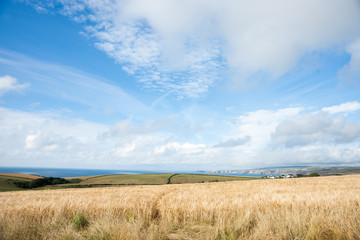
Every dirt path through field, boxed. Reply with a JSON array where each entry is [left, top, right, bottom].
[[167, 174, 178, 184]]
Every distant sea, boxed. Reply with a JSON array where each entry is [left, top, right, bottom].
[[0, 167, 264, 178]]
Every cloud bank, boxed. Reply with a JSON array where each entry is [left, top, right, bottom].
[[27, 0, 360, 97], [271, 111, 360, 148], [1, 102, 360, 169]]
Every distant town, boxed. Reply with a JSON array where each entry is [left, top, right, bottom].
[[200, 166, 360, 177]]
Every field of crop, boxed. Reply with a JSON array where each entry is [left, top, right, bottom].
[[1, 175, 359, 239]]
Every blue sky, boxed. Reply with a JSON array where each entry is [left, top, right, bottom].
[[1, 0, 360, 171]]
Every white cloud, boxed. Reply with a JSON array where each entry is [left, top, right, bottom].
[[338, 39, 360, 84], [322, 101, 360, 114], [271, 111, 360, 148], [220, 0, 360, 76], [235, 107, 303, 149], [254, 145, 360, 167], [25, 133, 65, 151], [114, 143, 136, 158], [0, 107, 212, 168], [204, 105, 360, 168], [213, 136, 251, 148], [26, 0, 360, 97], [1, 103, 360, 169], [154, 142, 206, 156], [99, 119, 160, 139], [0, 75, 29, 96], [25, 134, 42, 150]]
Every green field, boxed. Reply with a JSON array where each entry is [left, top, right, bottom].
[[75, 173, 258, 186], [0, 173, 259, 191], [0, 175, 32, 192], [79, 173, 174, 185]]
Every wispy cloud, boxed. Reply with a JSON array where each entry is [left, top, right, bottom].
[[87, 21, 224, 98], [322, 101, 360, 114], [0, 75, 29, 96], [0, 49, 148, 116], [23, 0, 360, 98], [338, 39, 360, 85], [26, 0, 360, 96]]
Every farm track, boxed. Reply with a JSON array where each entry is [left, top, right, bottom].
[[167, 174, 178, 184]]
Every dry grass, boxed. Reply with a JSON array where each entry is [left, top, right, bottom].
[[1, 175, 360, 239]]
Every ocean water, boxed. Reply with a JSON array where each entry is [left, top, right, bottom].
[[0, 167, 264, 178], [0, 167, 160, 178]]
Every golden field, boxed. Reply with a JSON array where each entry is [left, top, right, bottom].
[[0, 175, 360, 240]]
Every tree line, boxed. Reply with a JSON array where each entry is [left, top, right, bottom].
[[13, 177, 80, 189]]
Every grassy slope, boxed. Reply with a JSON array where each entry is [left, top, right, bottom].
[[65, 176, 95, 181], [308, 166, 360, 175], [0, 173, 260, 191], [79, 173, 174, 185], [0, 175, 33, 192], [79, 173, 258, 186]]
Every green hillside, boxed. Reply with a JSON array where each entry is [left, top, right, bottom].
[[79, 173, 174, 185], [0, 173, 260, 191], [170, 174, 258, 184], [0, 175, 33, 192]]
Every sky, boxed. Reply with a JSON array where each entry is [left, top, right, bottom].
[[0, 0, 360, 171]]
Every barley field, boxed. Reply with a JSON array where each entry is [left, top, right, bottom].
[[0, 175, 359, 239]]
